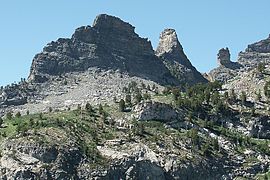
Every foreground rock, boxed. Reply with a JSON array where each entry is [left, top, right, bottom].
[[0, 128, 84, 179]]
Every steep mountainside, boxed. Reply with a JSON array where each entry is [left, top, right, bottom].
[[29, 14, 204, 86]]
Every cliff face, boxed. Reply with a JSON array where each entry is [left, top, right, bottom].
[[238, 35, 270, 68], [28, 14, 179, 85], [28, 15, 207, 86], [156, 29, 207, 85]]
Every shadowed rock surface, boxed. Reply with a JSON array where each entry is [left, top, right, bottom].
[[29, 14, 181, 85]]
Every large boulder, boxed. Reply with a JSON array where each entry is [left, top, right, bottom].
[[134, 101, 182, 122]]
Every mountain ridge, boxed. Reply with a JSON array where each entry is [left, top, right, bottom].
[[28, 14, 206, 86]]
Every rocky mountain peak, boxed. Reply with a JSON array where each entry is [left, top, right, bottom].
[[92, 14, 135, 35], [28, 14, 179, 85], [217, 47, 231, 66], [246, 35, 270, 53], [155, 29, 207, 84], [156, 29, 183, 56], [156, 29, 194, 69]]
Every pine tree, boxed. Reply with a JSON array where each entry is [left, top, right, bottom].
[[98, 104, 104, 114], [119, 99, 125, 112], [6, 112, 12, 120], [257, 62, 265, 73], [204, 89, 211, 105], [256, 90, 262, 102], [230, 88, 237, 102], [125, 94, 132, 106], [264, 81, 270, 100], [240, 91, 247, 106], [0, 117, 3, 127], [85, 102, 94, 114], [15, 112, 21, 118], [143, 93, 151, 100], [223, 91, 229, 103], [135, 92, 142, 104], [211, 91, 220, 105]]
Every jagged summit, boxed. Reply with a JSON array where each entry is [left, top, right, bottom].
[[246, 34, 270, 53], [29, 14, 176, 85], [208, 48, 242, 82], [28, 14, 207, 85], [238, 34, 270, 68], [156, 29, 183, 56], [156, 29, 207, 84], [156, 29, 192, 68], [92, 14, 136, 34]]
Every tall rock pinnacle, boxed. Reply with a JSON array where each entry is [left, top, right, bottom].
[[217, 47, 231, 66], [156, 29, 183, 55], [156, 29, 192, 68], [156, 29, 207, 85]]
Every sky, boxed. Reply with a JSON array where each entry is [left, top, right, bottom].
[[0, 0, 270, 86]]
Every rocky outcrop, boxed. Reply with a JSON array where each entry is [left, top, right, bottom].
[[208, 48, 242, 82], [217, 48, 231, 66], [0, 82, 32, 107], [156, 29, 207, 85], [208, 35, 270, 83], [96, 143, 227, 180], [134, 101, 183, 122], [238, 35, 270, 68], [0, 128, 83, 179], [246, 35, 270, 53], [28, 14, 179, 85]]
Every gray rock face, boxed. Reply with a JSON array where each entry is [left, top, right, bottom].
[[250, 116, 270, 139], [156, 29, 188, 67], [246, 35, 270, 53], [238, 35, 270, 68], [28, 14, 179, 85], [208, 48, 242, 83], [208, 35, 270, 83], [217, 48, 231, 66], [0, 82, 31, 107], [0, 129, 83, 179], [134, 101, 182, 122], [156, 29, 207, 85]]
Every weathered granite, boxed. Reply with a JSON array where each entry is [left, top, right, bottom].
[[28, 14, 179, 86], [156, 29, 207, 85]]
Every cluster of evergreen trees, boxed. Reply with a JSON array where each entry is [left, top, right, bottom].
[[118, 81, 154, 112]]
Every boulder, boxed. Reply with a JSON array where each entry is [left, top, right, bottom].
[[134, 101, 182, 122]]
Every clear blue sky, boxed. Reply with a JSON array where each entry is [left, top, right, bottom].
[[0, 0, 269, 86]]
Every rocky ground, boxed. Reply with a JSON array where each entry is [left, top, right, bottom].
[[0, 68, 163, 117]]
